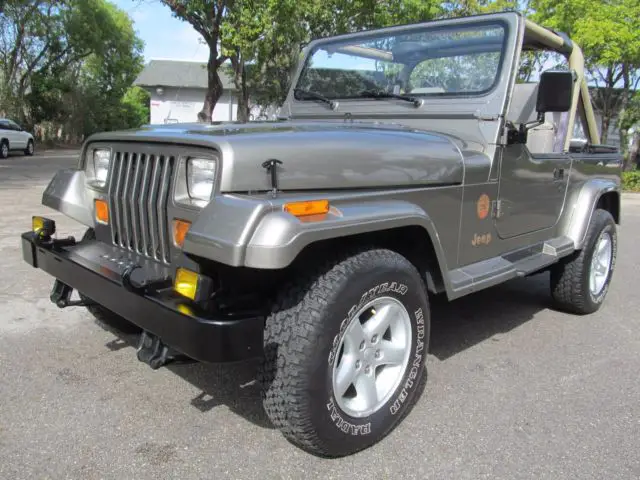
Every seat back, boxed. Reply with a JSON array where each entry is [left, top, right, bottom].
[[507, 83, 559, 154]]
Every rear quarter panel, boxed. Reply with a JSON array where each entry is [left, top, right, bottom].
[[558, 151, 622, 248]]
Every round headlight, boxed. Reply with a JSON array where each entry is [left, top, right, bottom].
[[86, 148, 111, 188], [187, 158, 216, 201]]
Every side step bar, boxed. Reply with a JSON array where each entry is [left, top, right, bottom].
[[447, 235, 575, 299]]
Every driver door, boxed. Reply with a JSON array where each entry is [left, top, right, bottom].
[[495, 67, 574, 239]]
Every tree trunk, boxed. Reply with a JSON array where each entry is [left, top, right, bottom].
[[198, 48, 224, 123], [620, 64, 631, 170], [231, 53, 249, 123], [601, 115, 610, 145], [630, 130, 640, 170]]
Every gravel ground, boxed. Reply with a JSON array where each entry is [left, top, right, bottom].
[[1, 152, 639, 479]]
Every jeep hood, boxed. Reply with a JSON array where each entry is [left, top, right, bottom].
[[89, 121, 465, 192]]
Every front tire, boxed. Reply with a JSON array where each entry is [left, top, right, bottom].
[[24, 140, 34, 156], [0, 140, 8, 159], [550, 208, 617, 314], [258, 248, 430, 457]]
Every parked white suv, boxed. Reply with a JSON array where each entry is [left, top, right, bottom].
[[0, 118, 35, 158]]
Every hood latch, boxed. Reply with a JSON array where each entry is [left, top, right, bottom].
[[262, 159, 283, 197]]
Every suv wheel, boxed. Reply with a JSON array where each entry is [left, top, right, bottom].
[[258, 248, 430, 457], [550, 208, 617, 314], [78, 228, 142, 334], [24, 140, 34, 156], [0, 140, 8, 159]]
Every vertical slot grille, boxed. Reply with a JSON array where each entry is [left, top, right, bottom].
[[108, 151, 175, 263]]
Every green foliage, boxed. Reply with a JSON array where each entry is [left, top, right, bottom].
[[0, 0, 145, 139], [619, 92, 640, 132], [120, 86, 151, 129], [532, 0, 640, 148], [622, 171, 640, 191]]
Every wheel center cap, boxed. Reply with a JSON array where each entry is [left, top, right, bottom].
[[363, 347, 376, 362]]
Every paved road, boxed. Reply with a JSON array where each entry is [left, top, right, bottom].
[[1, 152, 639, 479]]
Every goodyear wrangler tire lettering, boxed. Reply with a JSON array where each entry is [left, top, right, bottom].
[[259, 248, 430, 457], [390, 307, 425, 415]]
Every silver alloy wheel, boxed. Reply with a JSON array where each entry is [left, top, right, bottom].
[[1, 143, 7, 157], [27, 141, 33, 154], [589, 231, 612, 296], [332, 296, 412, 418]]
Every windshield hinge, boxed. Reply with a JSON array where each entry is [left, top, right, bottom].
[[492, 199, 504, 219], [473, 112, 500, 122]]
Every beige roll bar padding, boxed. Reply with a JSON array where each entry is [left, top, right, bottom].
[[524, 19, 601, 148]]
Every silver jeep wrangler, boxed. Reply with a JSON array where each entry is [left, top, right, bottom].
[[22, 12, 622, 457]]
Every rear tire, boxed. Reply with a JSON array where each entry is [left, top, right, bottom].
[[0, 140, 8, 159], [258, 248, 430, 457], [550, 208, 617, 314], [78, 228, 142, 334]]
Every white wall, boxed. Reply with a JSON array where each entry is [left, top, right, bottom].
[[148, 87, 237, 124]]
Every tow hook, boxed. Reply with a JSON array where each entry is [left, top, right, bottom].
[[50, 280, 94, 308], [136, 331, 179, 369]]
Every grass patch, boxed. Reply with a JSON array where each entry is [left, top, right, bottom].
[[622, 171, 640, 192]]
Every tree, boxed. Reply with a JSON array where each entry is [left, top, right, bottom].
[[159, 0, 232, 122], [221, 0, 308, 121], [1, 0, 145, 140], [532, 0, 640, 153], [619, 92, 640, 168]]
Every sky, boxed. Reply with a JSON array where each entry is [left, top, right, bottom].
[[112, 0, 209, 63]]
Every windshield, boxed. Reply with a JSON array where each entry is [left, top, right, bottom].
[[295, 22, 506, 102]]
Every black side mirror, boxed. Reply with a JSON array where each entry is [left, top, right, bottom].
[[537, 70, 575, 113]]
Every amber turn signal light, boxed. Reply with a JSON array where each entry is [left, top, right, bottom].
[[95, 199, 109, 224], [173, 219, 191, 247], [283, 200, 330, 217]]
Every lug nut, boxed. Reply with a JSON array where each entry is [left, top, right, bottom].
[[359, 341, 366, 351], [364, 366, 371, 375], [375, 350, 381, 359], [355, 360, 361, 369], [371, 334, 378, 344]]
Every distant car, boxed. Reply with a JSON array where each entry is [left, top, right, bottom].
[[0, 118, 35, 158]]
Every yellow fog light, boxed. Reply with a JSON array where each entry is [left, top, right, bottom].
[[174, 268, 199, 300], [32, 216, 56, 238]]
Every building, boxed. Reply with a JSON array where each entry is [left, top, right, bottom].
[[134, 59, 241, 124]]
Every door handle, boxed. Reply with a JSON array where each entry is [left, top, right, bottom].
[[553, 168, 564, 180]]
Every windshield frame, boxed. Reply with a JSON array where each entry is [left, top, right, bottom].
[[293, 18, 511, 104]]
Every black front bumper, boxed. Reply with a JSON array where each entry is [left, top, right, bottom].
[[21, 232, 264, 363]]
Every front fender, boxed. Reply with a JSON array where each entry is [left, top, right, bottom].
[[245, 199, 448, 271], [41, 168, 95, 227], [561, 179, 620, 250], [183, 196, 449, 279]]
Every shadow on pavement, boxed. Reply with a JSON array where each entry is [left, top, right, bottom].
[[429, 271, 551, 361], [97, 271, 552, 430]]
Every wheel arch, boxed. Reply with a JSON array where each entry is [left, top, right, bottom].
[[242, 200, 452, 295], [561, 179, 620, 250], [287, 225, 448, 295]]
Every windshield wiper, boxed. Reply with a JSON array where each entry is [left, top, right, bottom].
[[358, 89, 424, 108], [294, 88, 339, 111]]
